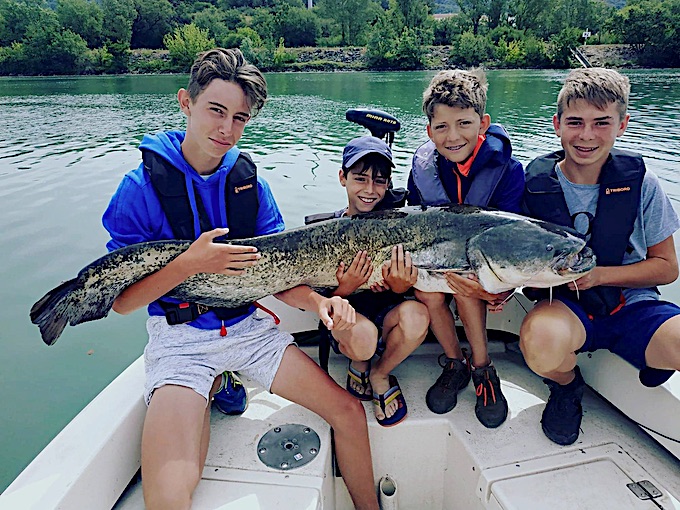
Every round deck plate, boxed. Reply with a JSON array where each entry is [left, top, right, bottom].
[[257, 424, 321, 470]]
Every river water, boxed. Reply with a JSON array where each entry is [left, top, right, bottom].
[[1, 69, 679, 492]]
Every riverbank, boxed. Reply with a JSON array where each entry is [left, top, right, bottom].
[[129, 44, 637, 73]]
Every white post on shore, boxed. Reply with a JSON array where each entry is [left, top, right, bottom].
[[307, 0, 312, 7]]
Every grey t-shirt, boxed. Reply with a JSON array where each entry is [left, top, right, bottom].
[[557, 166, 680, 306]]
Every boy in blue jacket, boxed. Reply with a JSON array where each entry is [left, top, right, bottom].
[[407, 69, 525, 428], [103, 48, 379, 510]]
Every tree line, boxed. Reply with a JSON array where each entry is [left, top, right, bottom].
[[0, 0, 678, 75]]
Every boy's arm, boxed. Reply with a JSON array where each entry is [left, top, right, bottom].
[[567, 235, 679, 291], [112, 228, 260, 314], [275, 285, 356, 331]]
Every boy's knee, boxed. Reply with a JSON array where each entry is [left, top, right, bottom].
[[330, 394, 367, 429], [336, 321, 378, 360], [519, 317, 570, 373], [397, 301, 430, 336]]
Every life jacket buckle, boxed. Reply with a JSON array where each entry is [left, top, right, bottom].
[[164, 302, 209, 325]]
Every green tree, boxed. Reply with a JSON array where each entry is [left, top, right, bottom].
[[432, 15, 464, 44], [455, 0, 487, 35], [131, 0, 174, 49], [316, 0, 378, 45], [610, 0, 680, 66], [223, 26, 263, 49], [101, 0, 136, 44], [278, 6, 320, 46], [487, 0, 506, 29], [248, 7, 276, 44], [193, 6, 233, 47], [22, 9, 89, 74], [610, 0, 663, 53], [449, 30, 493, 65], [0, 0, 47, 45], [547, 26, 580, 67], [509, 0, 546, 33], [56, 0, 104, 48], [164, 23, 215, 71], [394, 0, 430, 29], [365, 11, 397, 68]]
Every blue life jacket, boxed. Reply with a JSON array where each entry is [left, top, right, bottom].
[[143, 149, 259, 322], [522, 149, 646, 317], [410, 124, 511, 207]]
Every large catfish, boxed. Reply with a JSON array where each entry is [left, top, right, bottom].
[[31, 205, 595, 346]]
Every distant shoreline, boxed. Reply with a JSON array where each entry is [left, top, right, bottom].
[[127, 45, 638, 75]]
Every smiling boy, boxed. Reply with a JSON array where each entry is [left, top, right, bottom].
[[103, 49, 379, 509], [520, 68, 680, 445], [407, 69, 525, 428], [307, 136, 430, 427]]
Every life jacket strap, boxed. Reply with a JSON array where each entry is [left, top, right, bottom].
[[158, 300, 252, 325]]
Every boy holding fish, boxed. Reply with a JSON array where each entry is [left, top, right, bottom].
[[520, 68, 680, 445], [102, 48, 380, 510], [306, 135, 430, 427], [407, 69, 525, 428]]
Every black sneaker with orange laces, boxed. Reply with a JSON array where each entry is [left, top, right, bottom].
[[471, 363, 508, 428], [426, 353, 471, 414]]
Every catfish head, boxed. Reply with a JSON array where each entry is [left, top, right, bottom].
[[466, 218, 596, 294]]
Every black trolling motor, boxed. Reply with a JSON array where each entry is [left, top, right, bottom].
[[345, 108, 401, 147]]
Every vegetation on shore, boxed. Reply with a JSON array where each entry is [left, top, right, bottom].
[[0, 0, 678, 76]]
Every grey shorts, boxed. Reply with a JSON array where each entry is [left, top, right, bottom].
[[143, 312, 296, 405]]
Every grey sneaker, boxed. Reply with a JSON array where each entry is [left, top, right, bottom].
[[471, 363, 508, 428], [426, 353, 471, 414], [541, 366, 585, 445]]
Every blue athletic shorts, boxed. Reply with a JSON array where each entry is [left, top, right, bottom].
[[559, 298, 680, 387]]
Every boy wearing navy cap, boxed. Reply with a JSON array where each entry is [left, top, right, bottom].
[[306, 136, 430, 427]]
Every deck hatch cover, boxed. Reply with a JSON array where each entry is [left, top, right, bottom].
[[627, 480, 663, 500], [257, 423, 321, 470]]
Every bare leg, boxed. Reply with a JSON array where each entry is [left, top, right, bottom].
[[332, 314, 378, 396], [370, 301, 429, 419], [414, 290, 463, 359], [519, 300, 587, 384], [454, 296, 488, 367], [141, 385, 210, 510], [645, 314, 680, 370], [271, 345, 379, 510]]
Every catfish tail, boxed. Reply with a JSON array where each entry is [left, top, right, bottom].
[[30, 279, 80, 346]]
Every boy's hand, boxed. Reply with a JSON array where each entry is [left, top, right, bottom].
[[370, 280, 391, 293], [179, 228, 261, 276], [382, 245, 418, 294], [445, 272, 511, 306], [318, 296, 356, 331], [335, 251, 373, 296], [567, 267, 602, 291]]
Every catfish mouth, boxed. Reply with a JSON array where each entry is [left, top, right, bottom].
[[553, 246, 596, 275]]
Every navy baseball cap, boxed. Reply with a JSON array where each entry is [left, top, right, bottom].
[[342, 136, 395, 169]]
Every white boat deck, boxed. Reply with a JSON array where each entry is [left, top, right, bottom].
[[3, 295, 679, 510], [114, 341, 680, 510]]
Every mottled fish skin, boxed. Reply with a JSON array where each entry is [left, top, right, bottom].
[[30, 205, 595, 346]]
